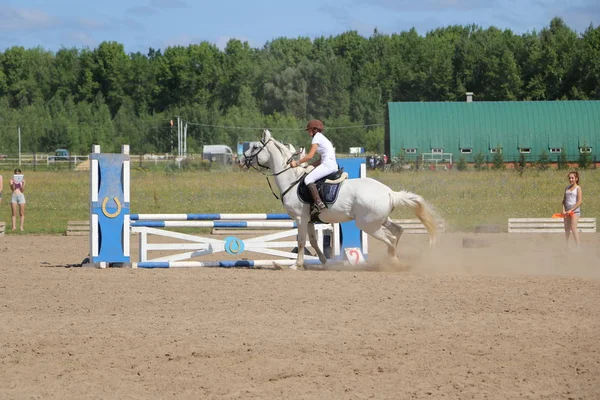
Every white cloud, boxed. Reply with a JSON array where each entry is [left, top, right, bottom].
[[0, 5, 60, 31]]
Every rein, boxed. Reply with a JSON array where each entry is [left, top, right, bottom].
[[244, 139, 303, 202], [273, 173, 305, 202]]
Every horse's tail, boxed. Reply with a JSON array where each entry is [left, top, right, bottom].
[[390, 190, 438, 246]]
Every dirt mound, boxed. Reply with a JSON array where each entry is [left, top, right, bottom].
[[75, 159, 90, 171]]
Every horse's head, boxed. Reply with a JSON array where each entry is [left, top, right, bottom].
[[239, 129, 273, 169]]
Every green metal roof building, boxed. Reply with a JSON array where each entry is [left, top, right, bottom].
[[385, 101, 599, 165]]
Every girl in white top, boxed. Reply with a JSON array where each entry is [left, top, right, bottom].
[[562, 171, 583, 248], [290, 119, 338, 215]]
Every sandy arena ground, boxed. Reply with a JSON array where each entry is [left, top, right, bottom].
[[0, 232, 599, 399]]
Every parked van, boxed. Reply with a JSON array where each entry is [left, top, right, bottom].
[[202, 144, 234, 165]]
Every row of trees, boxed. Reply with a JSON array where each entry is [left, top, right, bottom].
[[0, 17, 598, 156]]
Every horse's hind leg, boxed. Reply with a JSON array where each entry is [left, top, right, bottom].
[[384, 218, 404, 254], [359, 223, 398, 259]]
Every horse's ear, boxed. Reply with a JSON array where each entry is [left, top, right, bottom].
[[263, 129, 272, 141]]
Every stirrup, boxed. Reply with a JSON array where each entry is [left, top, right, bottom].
[[311, 202, 326, 216]]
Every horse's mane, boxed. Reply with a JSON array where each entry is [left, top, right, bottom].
[[271, 138, 293, 160], [268, 136, 305, 177]]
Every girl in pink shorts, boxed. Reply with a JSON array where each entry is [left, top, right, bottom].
[[10, 168, 26, 231]]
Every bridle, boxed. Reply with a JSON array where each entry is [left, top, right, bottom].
[[243, 138, 305, 202], [243, 137, 272, 170]]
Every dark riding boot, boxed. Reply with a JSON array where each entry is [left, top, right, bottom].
[[307, 183, 326, 216]]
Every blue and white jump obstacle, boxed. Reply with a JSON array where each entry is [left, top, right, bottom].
[[130, 213, 336, 268], [85, 145, 367, 269], [131, 213, 293, 221]]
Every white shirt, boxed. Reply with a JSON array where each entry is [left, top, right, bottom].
[[311, 132, 337, 167], [564, 185, 580, 212]]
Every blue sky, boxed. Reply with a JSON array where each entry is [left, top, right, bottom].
[[0, 0, 598, 53]]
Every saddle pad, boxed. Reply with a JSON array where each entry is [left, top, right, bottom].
[[321, 182, 341, 204]]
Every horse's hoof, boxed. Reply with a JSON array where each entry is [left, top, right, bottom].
[[289, 264, 299, 270]]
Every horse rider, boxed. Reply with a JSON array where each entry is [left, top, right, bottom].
[[290, 119, 338, 216]]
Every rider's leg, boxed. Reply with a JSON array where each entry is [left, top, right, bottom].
[[305, 165, 332, 216], [307, 183, 325, 214]]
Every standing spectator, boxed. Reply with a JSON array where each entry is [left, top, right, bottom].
[[10, 168, 26, 231], [0, 173, 3, 207], [383, 154, 388, 165], [562, 171, 583, 248]]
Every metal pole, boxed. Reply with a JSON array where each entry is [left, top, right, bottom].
[[18, 126, 21, 167], [177, 117, 180, 158], [184, 122, 187, 158]]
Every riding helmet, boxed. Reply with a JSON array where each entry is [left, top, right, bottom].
[[306, 119, 324, 132]]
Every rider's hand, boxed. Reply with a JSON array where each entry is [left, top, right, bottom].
[[291, 161, 297, 168]]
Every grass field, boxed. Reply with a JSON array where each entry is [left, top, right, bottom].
[[0, 166, 597, 235]]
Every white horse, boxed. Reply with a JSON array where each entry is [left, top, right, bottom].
[[240, 129, 438, 269]]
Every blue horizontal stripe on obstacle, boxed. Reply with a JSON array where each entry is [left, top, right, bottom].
[[130, 213, 292, 221], [132, 221, 165, 227], [130, 221, 298, 228], [136, 259, 323, 269], [138, 261, 258, 268], [215, 221, 249, 228]]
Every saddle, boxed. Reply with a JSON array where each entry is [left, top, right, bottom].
[[297, 167, 348, 207]]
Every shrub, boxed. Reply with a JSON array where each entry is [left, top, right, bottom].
[[181, 157, 212, 171], [474, 152, 486, 171], [557, 148, 568, 170], [491, 147, 505, 170], [578, 147, 592, 170], [456, 156, 468, 171], [537, 150, 550, 171], [515, 153, 526, 176]]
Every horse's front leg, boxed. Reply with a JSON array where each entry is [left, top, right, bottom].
[[293, 218, 307, 270], [307, 222, 327, 265]]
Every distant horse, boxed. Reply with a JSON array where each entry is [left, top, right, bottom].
[[240, 129, 438, 269]]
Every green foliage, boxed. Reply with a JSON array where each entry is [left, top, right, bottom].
[[578, 147, 593, 169], [474, 152, 486, 171], [537, 150, 550, 170], [558, 148, 569, 170], [515, 153, 526, 176], [491, 148, 506, 170], [0, 18, 599, 158], [180, 157, 212, 171], [456, 156, 468, 171]]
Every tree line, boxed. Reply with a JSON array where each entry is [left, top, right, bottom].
[[0, 17, 598, 156]]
